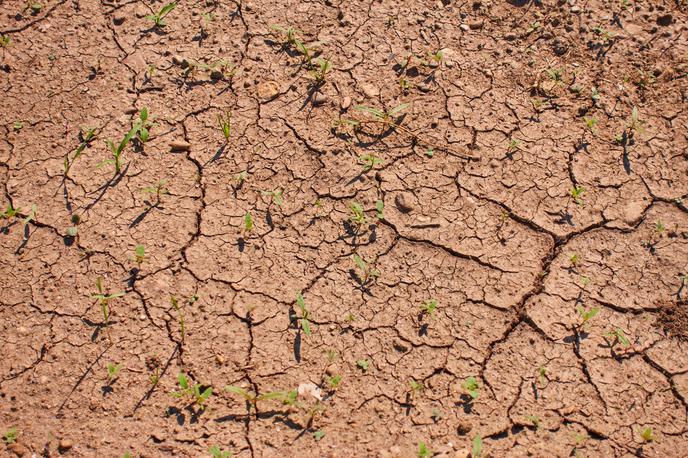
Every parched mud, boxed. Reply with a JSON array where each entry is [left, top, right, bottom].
[[1, 0, 687, 456]]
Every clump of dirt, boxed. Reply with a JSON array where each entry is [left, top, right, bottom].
[[658, 299, 688, 340]]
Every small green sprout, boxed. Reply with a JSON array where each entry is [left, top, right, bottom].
[[628, 106, 645, 135], [170, 295, 185, 343], [141, 179, 169, 205], [352, 253, 380, 284], [134, 107, 154, 143], [471, 434, 483, 458], [224, 385, 298, 409], [171, 372, 212, 409], [217, 111, 231, 143], [538, 366, 547, 385], [462, 376, 480, 399], [605, 328, 631, 348], [546, 68, 563, 83], [583, 116, 597, 134], [262, 189, 284, 207], [570, 185, 585, 205], [375, 200, 384, 220], [640, 426, 655, 443], [409, 379, 424, 399], [358, 153, 383, 171], [313, 430, 326, 441], [243, 211, 254, 232], [356, 359, 370, 372], [134, 244, 146, 267], [592, 26, 614, 43], [2, 202, 21, 219], [576, 306, 599, 329], [569, 253, 581, 266], [326, 374, 342, 389], [424, 147, 434, 157], [106, 362, 122, 385], [101, 124, 139, 174], [270, 24, 318, 63], [234, 170, 248, 184], [91, 276, 125, 325], [209, 445, 232, 458], [591, 87, 600, 102], [296, 291, 311, 336], [420, 299, 438, 316], [67, 216, 80, 236], [655, 220, 665, 234], [146, 2, 176, 28], [525, 415, 541, 429], [309, 57, 331, 84], [21, 204, 37, 230], [418, 442, 430, 458], [0, 34, 10, 47], [64, 127, 97, 175], [354, 103, 408, 123], [3, 427, 18, 444], [349, 201, 367, 225]]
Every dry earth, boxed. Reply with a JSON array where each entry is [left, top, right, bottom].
[[1, 0, 688, 457]]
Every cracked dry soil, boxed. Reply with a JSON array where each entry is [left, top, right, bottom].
[[1, 0, 688, 457]]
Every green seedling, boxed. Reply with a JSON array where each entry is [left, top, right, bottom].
[[349, 201, 367, 225], [326, 374, 342, 389], [24, 2, 42, 14], [101, 124, 139, 174], [309, 57, 331, 84], [325, 349, 339, 362], [141, 179, 169, 205], [0, 34, 10, 47], [592, 26, 614, 43], [67, 214, 80, 237], [295, 291, 311, 336], [353, 103, 409, 123], [262, 189, 284, 207], [409, 379, 424, 399], [106, 362, 122, 385], [605, 328, 631, 348], [576, 305, 599, 330], [591, 87, 600, 102], [243, 211, 254, 232], [399, 76, 411, 91], [570, 185, 585, 205], [271, 24, 318, 63], [358, 153, 383, 172], [171, 372, 212, 409], [507, 139, 520, 154], [170, 295, 185, 343], [134, 107, 154, 143], [640, 426, 655, 442], [234, 170, 248, 184], [64, 127, 97, 175], [462, 376, 480, 400], [472, 434, 483, 458], [22, 204, 37, 229], [538, 366, 547, 385], [313, 430, 326, 441], [146, 2, 176, 28], [525, 415, 541, 429], [583, 116, 597, 134], [352, 253, 380, 284], [420, 299, 438, 316], [428, 50, 443, 64], [209, 445, 232, 458], [13, 121, 23, 131], [217, 111, 232, 143], [3, 427, 18, 444], [375, 200, 384, 220], [569, 253, 581, 266], [2, 202, 21, 219], [546, 67, 563, 83], [356, 359, 370, 372], [655, 220, 665, 234], [424, 147, 434, 157], [91, 276, 125, 325], [418, 442, 430, 458], [134, 244, 146, 268]]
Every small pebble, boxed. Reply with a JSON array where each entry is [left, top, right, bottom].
[[169, 141, 191, 151], [59, 439, 73, 451], [459, 23, 470, 31], [312, 92, 329, 106], [340, 96, 351, 110]]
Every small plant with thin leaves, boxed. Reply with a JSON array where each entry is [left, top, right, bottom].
[[352, 253, 380, 285], [461, 376, 480, 400], [217, 110, 231, 143], [133, 244, 146, 268], [101, 124, 139, 175], [0, 34, 10, 48], [224, 385, 298, 411], [326, 374, 342, 390], [146, 2, 176, 28], [640, 426, 655, 443], [525, 414, 541, 429], [2, 202, 21, 219], [243, 211, 254, 233], [605, 328, 631, 349], [569, 253, 581, 267], [628, 106, 645, 137], [356, 359, 370, 372], [64, 127, 96, 175], [570, 185, 585, 206], [472, 434, 483, 458], [353, 103, 409, 124], [261, 189, 284, 207], [141, 179, 169, 206], [295, 291, 312, 336], [409, 379, 424, 400], [170, 295, 185, 343], [66, 214, 80, 238], [418, 442, 430, 458], [349, 201, 367, 226], [420, 299, 438, 316], [91, 276, 125, 325], [358, 153, 383, 172], [576, 305, 599, 331], [309, 57, 331, 84], [3, 427, 18, 445], [313, 430, 325, 441], [270, 24, 319, 64], [106, 362, 122, 385], [21, 204, 37, 232], [171, 372, 212, 410], [375, 200, 384, 220], [134, 107, 154, 143], [209, 445, 232, 458], [583, 116, 597, 134]]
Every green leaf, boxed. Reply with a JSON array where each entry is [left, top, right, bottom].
[[301, 318, 311, 336], [296, 291, 306, 310], [159, 2, 177, 17], [418, 442, 430, 458], [200, 386, 213, 401], [178, 372, 189, 390], [135, 244, 145, 258], [313, 430, 325, 441], [353, 105, 385, 119], [356, 359, 370, 371], [66, 226, 78, 237], [353, 254, 367, 271], [471, 434, 483, 458], [225, 385, 249, 398], [388, 103, 409, 116], [244, 211, 253, 231]]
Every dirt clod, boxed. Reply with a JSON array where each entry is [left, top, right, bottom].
[[394, 193, 414, 213], [169, 141, 191, 151]]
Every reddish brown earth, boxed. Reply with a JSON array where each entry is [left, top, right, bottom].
[[1, 0, 688, 457]]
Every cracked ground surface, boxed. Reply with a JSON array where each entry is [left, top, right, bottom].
[[1, 0, 688, 456]]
